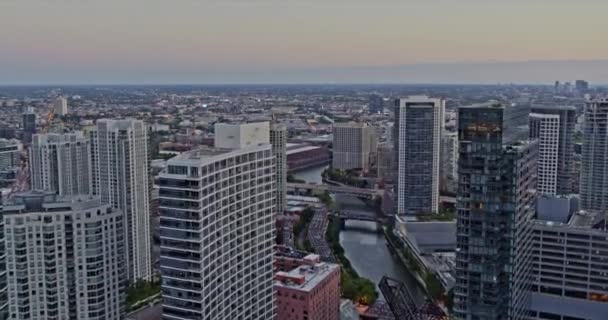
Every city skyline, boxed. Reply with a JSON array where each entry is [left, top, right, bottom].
[[2, 1, 608, 84]]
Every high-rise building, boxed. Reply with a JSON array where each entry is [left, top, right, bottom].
[[580, 97, 608, 211], [376, 142, 394, 181], [214, 122, 270, 149], [275, 254, 341, 320], [575, 80, 589, 93], [270, 123, 288, 214], [0, 139, 22, 171], [53, 97, 68, 116], [159, 145, 276, 320], [0, 197, 7, 319], [394, 96, 444, 215], [21, 112, 36, 144], [332, 122, 372, 171], [440, 131, 458, 195], [454, 103, 537, 320], [29, 132, 90, 196], [3, 192, 125, 320], [528, 210, 608, 320], [90, 119, 151, 281], [369, 94, 383, 114], [529, 106, 576, 195]]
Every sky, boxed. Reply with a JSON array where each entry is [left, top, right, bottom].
[[1, 0, 608, 84]]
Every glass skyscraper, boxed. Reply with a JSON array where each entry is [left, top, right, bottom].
[[454, 102, 537, 320]]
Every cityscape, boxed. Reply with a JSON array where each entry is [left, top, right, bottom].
[[1, 1, 608, 320]]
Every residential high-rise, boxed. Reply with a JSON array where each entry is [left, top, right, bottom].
[[454, 103, 537, 320], [369, 94, 383, 114], [90, 119, 151, 281], [21, 112, 36, 144], [580, 97, 608, 211], [159, 145, 276, 320], [0, 198, 7, 319], [270, 122, 288, 214], [529, 106, 576, 195], [3, 192, 125, 320], [528, 210, 608, 320], [275, 254, 341, 320], [376, 142, 394, 181], [29, 132, 90, 196], [53, 97, 68, 116], [332, 122, 372, 171], [394, 96, 444, 215]]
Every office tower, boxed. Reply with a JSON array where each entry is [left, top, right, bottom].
[[528, 210, 608, 320], [21, 112, 36, 144], [214, 122, 270, 149], [159, 144, 276, 320], [580, 97, 608, 211], [529, 106, 576, 196], [369, 94, 383, 114], [275, 254, 341, 320], [440, 131, 458, 195], [575, 80, 589, 93], [270, 122, 287, 214], [454, 103, 537, 320], [0, 139, 22, 171], [53, 97, 68, 116], [394, 96, 444, 215], [29, 132, 90, 196], [90, 119, 151, 281], [3, 192, 124, 320], [332, 122, 372, 171]]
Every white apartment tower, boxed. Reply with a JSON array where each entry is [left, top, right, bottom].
[[270, 122, 287, 214], [332, 122, 372, 171], [29, 132, 90, 196], [90, 119, 151, 281], [159, 144, 276, 320], [530, 113, 561, 195], [3, 192, 125, 320], [53, 97, 68, 116], [394, 96, 444, 215]]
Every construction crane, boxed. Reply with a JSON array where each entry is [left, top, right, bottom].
[[6, 107, 55, 199]]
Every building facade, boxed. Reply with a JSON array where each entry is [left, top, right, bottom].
[[369, 94, 383, 114], [29, 132, 90, 196], [454, 103, 537, 320], [394, 96, 444, 215], [90, 119, 151, 281], [22, 112, 36, 144], [158, 145, 276, 320], [528, 211, 608, 320], [0, 139, 21, 172], [580, 97, 608, 211], [530, 106, 576, 195], [332, 122, 372, 171], [3, 192, 124, 320], [275, 254, 341, 320], [441, 131, 458, 195], [271, 123, 288, 214], [214, 122, 270, 149]]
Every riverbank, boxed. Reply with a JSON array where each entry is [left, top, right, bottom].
[[326, 216, 378, 305]]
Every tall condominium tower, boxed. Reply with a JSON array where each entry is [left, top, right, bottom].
[[3, 192, 125, 320], [369, 94, 383, 114], [529, 106, 576, 195], [454, 103, 537, 320], [21, 112, 36, 144], [159, 144, 276, 320], [53, 97, 68, 116], [394, 96, 444, 215], [580, 97, 608, 211], [29, 132, 90, 196], [270, 122, 287, 214], [90, 119, 151, 281], [332, 122, 372, 171]]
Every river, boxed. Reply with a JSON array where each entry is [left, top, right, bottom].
[[292, 165, 426, 304]]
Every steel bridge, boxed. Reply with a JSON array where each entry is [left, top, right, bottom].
[[379, 276, 448, 320], [286, 182, 382, 199]]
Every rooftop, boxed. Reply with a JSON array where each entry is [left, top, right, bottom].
[[275, 261, 339, 293]]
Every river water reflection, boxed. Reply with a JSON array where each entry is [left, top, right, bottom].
[[292, 166, 426, 303]]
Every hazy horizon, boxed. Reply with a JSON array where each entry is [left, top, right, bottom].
[[2, 0, 608, 84]]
